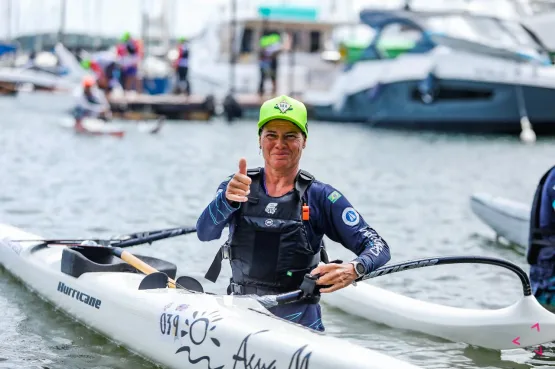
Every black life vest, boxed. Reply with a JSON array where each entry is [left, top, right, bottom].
[[204, 168, 321, 294], [528, 165, 555, 265]]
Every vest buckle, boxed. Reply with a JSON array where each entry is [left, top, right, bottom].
[[230, 282, 244, 294], [221, 243, 231, 260]]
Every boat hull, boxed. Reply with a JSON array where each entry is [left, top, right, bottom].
[[0, 224, 421, 369], [307, 79, 555, 134], [470, 192, 530, 249]]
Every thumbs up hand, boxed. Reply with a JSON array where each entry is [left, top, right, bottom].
[[225, 157, 252, 203]]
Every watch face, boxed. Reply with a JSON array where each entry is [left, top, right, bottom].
[[355, 263, 365, 275]]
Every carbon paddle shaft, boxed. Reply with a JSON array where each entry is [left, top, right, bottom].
[[113, 226, 196, 248], [358, 255, 532, 296]]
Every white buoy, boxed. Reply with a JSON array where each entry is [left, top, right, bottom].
[[519, 116, 536, 144], [515, 83, 536, 144]]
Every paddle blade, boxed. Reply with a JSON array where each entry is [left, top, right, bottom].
[[176, 276, 204, 293], [138, 272, 169, 290]]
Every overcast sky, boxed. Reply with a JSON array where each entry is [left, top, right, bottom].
[[0, 0, 526, 41], [0, 0, 362, 39]]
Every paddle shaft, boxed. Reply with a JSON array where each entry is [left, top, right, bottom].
[[13, 226, 196, 249], [112, 247, 177, 288], [270, 255, 532, 306]]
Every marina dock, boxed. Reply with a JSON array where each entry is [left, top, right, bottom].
[[108, 94, 216, 121]]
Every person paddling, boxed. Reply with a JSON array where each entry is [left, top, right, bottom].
[[72, 76, 112, 132], [196, 95, 391, 331]]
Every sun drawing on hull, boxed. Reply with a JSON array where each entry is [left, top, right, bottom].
[[175, 310, 224, 369]]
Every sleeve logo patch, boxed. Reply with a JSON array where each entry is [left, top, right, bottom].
[[342, 207, 360, 226], [327, 191, 342, 203]]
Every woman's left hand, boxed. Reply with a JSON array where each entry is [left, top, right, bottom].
[[310, 263, 358, 293]]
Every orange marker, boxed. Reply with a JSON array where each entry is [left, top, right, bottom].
[[302, 203, 309, 220]]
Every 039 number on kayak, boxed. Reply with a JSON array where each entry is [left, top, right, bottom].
[[160, 312, 180, 337]]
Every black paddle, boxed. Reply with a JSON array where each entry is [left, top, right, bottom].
[[261, 255, 532, 308], [12, 226, 197, 248]]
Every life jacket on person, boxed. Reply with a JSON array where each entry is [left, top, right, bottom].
[[528, 165, 555, 265], [116, 39, 143, 66], [205, 168, 322, 297], [174, 41, 189, 68]]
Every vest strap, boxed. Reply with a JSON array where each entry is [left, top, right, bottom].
[[204, 242, 231, 283]]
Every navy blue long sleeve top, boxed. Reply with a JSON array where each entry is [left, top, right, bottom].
[[196, 170, 392, 331]]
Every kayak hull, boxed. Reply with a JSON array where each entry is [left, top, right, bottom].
[[0, 224, 421, 369], [470, 192, 530, 249], [59, 117, 163, 137]]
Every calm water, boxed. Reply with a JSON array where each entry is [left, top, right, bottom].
[[1, 97, 554, 369]]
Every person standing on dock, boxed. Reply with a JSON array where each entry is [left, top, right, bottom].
[[173, 37, 191, 96], [258, 34, 282, 98], [528, 166, 555, 312], [196, 95, 391, 331], [116, 32, 143, 93]]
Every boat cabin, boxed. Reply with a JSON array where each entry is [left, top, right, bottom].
[[341, 9, 552, 65], [216, 4, 354, 66]]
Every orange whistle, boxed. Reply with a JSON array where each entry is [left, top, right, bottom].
[[302, 204, 309, 220]]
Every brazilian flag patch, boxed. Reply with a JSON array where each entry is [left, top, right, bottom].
[[327, 191, 342, 203]]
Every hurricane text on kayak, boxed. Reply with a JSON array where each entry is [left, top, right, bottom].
[[57, 281, 102, 309]]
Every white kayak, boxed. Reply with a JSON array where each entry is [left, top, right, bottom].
[[470, 192, 530, 249], [321, 256, 555, 351], [59, 117, 164, 137], [0, 224, 422, 369]]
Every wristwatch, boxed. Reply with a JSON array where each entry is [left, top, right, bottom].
[[349, 261, 366, 278]]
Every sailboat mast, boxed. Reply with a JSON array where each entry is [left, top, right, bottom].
[[58, 0, 67, 44]]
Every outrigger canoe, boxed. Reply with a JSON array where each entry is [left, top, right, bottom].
[[0, 224, 422, 369], [470, 192, 529, 250], [321, 256, 555, 351]]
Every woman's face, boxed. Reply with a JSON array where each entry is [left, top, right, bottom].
[[260, 119, 306, 171]]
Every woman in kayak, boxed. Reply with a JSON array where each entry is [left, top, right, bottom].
[[196, 95, 391, 331], [528, 165, 555, 311]]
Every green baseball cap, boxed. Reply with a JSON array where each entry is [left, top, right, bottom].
[[257, 95, 308, 137], [121, 32, 131, 42]]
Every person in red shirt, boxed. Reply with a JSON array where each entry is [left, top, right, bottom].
[[116, 32, 143, 92], [173, 37, 191, 96]]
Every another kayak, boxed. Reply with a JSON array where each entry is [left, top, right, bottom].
[[59, 117, 126, 138], [0, 224, 422, 369], [469, 192, 529, 249], [59, 117, 164, 137]]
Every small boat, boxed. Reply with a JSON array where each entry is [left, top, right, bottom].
[[469, 192, 529, 249], [59, 117, 165, 137], [59, 117, 126, 138], [0, 224, 422, 369]]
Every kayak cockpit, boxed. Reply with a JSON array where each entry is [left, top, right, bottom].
[[60, 246, 177, 280]]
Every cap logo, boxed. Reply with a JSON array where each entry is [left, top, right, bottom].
[[275, 100, 293, 114]]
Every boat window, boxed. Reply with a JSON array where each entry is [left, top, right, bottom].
[[310, 31, 321, 52], [380, 23, 422, 42], [291, 31, 301, 50], [499, 20, 542, 48], [240, 28, 254, 53], [423, 14, 542, 51]]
